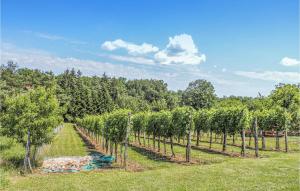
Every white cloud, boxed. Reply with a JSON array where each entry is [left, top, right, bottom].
[[101, 34, 206, 65], [101, 39, 159, 55], [222, 68, 227, 72], [235, 71, 300, 83], [280, 57, 300, 66], [154, 34, 206, 65], [0, 43, 153, 79], [105, 54, 155, 65]]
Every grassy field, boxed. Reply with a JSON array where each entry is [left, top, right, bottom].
[[41, 123, 87, 157], [1, 125, 299, 191]]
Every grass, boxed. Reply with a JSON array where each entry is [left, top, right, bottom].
[[41, 123, 88, 158], [0, 136, 25, 189], [1, 126, 300, 191]]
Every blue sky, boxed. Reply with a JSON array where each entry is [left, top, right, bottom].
[[1, 0, 299, 96]]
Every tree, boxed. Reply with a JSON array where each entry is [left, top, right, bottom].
[[194, 109, 210, 146], [0, 87, 62, 172], [270, 84, 300, 131], [172, 106, 194, 161], [132, 112, 148, 145], [105, 109, 131, 163], [156, 111, 172, 154], [182, 79, 216, 109]]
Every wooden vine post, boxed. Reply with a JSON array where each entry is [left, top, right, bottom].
[[253, 117, 259, 157], [124, 112, 131, 170], [209, 129, 213, 149], [186, 112, 192, 162], [275, 130, 279, 150], [241, 127, 246, 157], [261, 130, 266, 150], [284, 116, 289, 153]]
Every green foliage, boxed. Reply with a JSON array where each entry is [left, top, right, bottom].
[[0, 87, 62, 147], [254, 107, 290, 131], [104, 109, 131, 143], [145, 111, 172, 138], [208, 106, 251, 134], [156, 111, 172, 138], [194, 109, 211, 133], [172, 107, 194, 137], [132, 112, 148, 134], [182, 79, 216, 109], [270, 84, 300, 130]]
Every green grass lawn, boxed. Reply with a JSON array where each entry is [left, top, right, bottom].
[[41, 123, 87, 158], [2, 125, 300, 191]]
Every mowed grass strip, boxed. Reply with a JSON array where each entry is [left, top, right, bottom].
[[3, 127, 299, 191], [42, 124, 87, 157], [6, 151, 299, 191]]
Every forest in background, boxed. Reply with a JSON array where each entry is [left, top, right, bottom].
[[0, 61, 299, 131]]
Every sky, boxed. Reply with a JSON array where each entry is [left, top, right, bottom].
[[1, 0, 299, 97]]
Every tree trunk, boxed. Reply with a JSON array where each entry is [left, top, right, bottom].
[[124, 112, 131, 170], [186, 130, 191, 162], [143, 132, 146, 146], [32, 146, 38, 168], [170, 136, 175, 157], [110, 141, 113, 156], [276, 131, 280, 150], [232, 134, 235, 145], [147, 134, 150, 147], [222, 129, 227, 152], [105, 139, 109, 153], [134, 132, 136, 142], [102, 128, 105, 150], [241, 129, 246, 157], [138, 131, 141, 145], [178, 135, 180, 143], [254, 118, 259, 157], [209, 129, 213, 149], [163, 137, 166, 155], [285, 128, 288, 152], [114, 143, 118, 162], [220, 133, 224, 144], [196, 130, 200, 146], [153, 134, 156, 150], [183, 136, 185, 145], [261, 131, 266, 150], [248, 130, 252, 147], [158, 135, 161, 152], [24, 128, 33, 173], [120, 143, 123, 165]]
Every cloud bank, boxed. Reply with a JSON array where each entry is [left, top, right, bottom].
[[101, 34, 206, 65]]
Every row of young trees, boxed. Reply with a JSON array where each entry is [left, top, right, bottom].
[[77, 103, 290, 163], [76, 110, 131, 169], [254, 107, 290, 151]]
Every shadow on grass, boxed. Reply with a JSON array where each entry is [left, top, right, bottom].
[[129, 144, 175, 163], [139, 136, 237, 157], [74, 127, 104, 156]]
